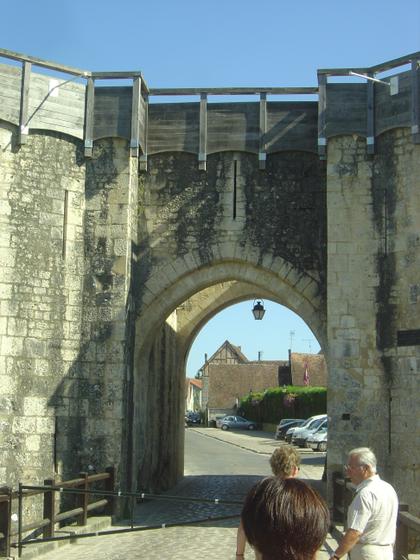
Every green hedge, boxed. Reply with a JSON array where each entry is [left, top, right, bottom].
[[239, 386, 327, 424]]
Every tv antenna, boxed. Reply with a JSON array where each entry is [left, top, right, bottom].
[[289, 330, 295, 350], [302, 338, 313, 353]]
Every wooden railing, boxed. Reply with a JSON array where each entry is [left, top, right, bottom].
[[332, 471, 420, 559], [0, 467, 115, 558]]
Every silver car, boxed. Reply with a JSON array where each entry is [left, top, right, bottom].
[[307, 427, 327, 452], [291, 414, 327, 447], [220, 415, 257, 431]]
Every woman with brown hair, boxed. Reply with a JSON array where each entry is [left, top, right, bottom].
[[240, 477, 329, 560]]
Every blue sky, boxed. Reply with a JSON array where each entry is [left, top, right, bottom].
[[1, 1, 418, 375], [186, 300, 321, 377], [2, 0, 418, 86]]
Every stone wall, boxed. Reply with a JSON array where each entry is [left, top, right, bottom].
[[132, 149, 327, 491], [0, 128, 137, 509], [134, 312, 184, 493], [326, 129, 420, 515], [140, 151, 326, 281], [57, 138, 138, 485], [0, 125, 86, 519], [375, 130, 420, 513], [2, 117, 418, 518]]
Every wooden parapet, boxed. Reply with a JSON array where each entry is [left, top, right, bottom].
[[0, 48, 419, 164]]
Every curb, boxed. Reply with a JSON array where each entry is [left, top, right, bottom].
[[189, 428, 274, 455]]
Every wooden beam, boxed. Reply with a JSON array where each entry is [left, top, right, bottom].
[[91, 71, 143, 80], [0, 47, 89, 77], [317, 73, 327, 159], [318, 51, 420, 77], [370, 50, 420, 74], [411, 59, 420, 144], [130, 77, 141, 157], [259, 93, 267, 169], [139, 95, 149, 172], [366, 74, 375, 154], [84, 78, 95, 158], [317, 66, 369, 77], [149, 86, 318, 96], [18, 61, 31, 145], [198, 93, 207, 171]]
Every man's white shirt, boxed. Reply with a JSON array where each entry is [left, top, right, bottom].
[[347, 474, 398, 545]]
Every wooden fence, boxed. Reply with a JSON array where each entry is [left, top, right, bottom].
[[0, 467, 115, 557]]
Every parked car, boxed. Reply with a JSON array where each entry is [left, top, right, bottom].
[[215, 415, 227, 428], [292, 415, 327, 447], [286, 414, 325, 445], [284, 424, 302, 443], [300, 419, 328, 448], [275, 419, 305, 440], [220, 415, 257, 431], [307, 427, 327, 452], [185, 411, 201, 426]]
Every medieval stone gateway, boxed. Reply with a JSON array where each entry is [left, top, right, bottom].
[[0, 48, 419, 517]]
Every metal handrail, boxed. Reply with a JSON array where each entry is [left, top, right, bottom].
[[5, 480, 243, 557], [20, 484, 242, 506]]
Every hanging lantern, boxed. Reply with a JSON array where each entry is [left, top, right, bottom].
[[252, 300, 265, 320]]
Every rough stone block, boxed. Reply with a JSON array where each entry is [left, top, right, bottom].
[[23, 397, 48, 417], [1, 336, 23, 356], [12, 417, 37, 433]]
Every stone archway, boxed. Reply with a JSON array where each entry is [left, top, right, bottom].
[[132, 256, 326, 491]]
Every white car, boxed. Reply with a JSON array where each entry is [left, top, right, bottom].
[[291, 414, 327, 447], [307, 427, 327, 452], [298, 418, 328, 448], [284, 425, 301, 443]]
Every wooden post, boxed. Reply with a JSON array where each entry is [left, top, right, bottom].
[[198, 93, 207, 171], [84, 78, 95, 158], [104, 467, 116, 516], [259, 93, 267, 170], [317, 73, 327, 159], [411, 59, 420, 143], [331, 472, 342, 523], [343, 478, 353, 530], [43, 478, 56, 538], [18, 61, 31, 145], [366, 74, 375, 154], [395, 504, 409, 560], [77, 473, 89, 526], [139, 93, 149, 171], [18, 482, 23, 558], [130, 77, 141, 157], [0, 487, 12, 557]]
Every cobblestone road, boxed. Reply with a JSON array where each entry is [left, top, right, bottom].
[[26, 429, 338, 559]]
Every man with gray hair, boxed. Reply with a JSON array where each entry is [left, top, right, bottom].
[[330, 447, 398, 560]]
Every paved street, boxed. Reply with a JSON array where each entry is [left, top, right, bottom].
[[27, 428, 337, 559]]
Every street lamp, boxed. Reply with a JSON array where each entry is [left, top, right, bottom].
[[252, 299, 265, 320]]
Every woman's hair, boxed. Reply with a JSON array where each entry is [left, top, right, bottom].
[[241, 477, 329, 560], [348, 447, 377, 473], [269, 445, 300, 477]]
